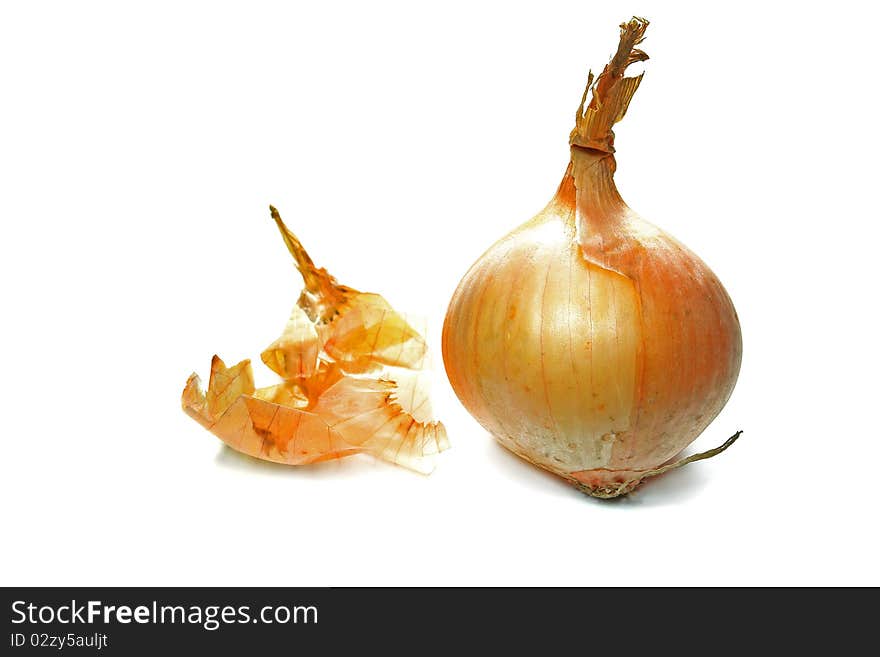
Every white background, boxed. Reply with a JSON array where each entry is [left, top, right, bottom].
[[2, 1, 878, 586]]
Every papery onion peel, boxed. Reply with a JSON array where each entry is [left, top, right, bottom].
[[182, 208, 448, 474]]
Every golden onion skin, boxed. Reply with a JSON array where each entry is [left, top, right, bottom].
[[442, 149, 742, 495]]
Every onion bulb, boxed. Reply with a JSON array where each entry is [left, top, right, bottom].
[[442, 17, 742, 498]]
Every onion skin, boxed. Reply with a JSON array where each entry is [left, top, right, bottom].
[[442, 18, 742, 497]]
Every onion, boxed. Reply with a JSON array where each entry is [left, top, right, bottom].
[[442, 17, 742, 498]]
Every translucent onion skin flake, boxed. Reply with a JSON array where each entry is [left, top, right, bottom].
[[182, 208, 448, 474]]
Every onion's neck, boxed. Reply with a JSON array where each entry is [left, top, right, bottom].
[[571, 147, 622, 201], [557, 147, 627, 218]]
